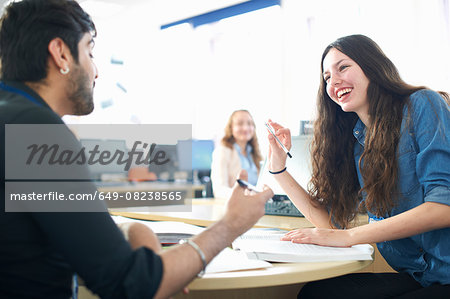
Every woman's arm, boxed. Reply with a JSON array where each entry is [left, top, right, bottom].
[[272, 170, 331, 228], [267, 120, 331, 228], [282, 201, 450, 247]]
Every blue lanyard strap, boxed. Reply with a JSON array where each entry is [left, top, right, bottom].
[[0, 81, 44, 107]]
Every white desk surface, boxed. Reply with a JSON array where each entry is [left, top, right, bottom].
[[110, 198, 367, 230], [110, 198, 372, 291]]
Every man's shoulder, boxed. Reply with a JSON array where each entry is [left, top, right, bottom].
[[0, 93, 62, 125]]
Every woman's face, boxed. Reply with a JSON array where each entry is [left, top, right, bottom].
[[231, 111, 255, 144], [322, 48, 370, 117]]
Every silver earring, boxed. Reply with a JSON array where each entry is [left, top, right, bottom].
[[60, 67, 70, 75]]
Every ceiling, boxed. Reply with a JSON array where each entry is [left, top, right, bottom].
[[0, 0, 248, 23], [78, 0, 247, 24]]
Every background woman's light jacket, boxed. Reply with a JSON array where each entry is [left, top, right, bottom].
[[210, 144, 242, 199]]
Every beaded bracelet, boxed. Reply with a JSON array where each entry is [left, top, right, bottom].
[[269, 167, 287, 175]]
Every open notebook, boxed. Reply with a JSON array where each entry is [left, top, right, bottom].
[[233, 228, 373, 262]]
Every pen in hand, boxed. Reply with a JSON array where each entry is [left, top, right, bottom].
[[265, 122, 292, 158]]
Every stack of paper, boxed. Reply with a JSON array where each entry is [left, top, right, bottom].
[[232, 229, 373, 263], [206, 248, 272, 274]]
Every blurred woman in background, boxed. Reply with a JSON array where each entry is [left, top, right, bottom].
[[211, 110, 263, 199]]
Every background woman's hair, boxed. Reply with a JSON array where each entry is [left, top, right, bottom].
[[308, 34, 444, 228], [221, 110, 263, 170]]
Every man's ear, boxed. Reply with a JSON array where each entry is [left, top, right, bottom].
[[48, 37, 74, 72]]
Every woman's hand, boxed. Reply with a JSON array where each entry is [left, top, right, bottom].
[[281, 228, 354, 247], [266, 119, 291, 172]]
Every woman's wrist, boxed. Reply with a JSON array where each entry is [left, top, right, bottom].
[[269, 161, 286, 173], [345, 228, 360, 246], [269, 167, 287, 174]]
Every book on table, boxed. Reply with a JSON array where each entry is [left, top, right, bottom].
[[232, 228, 373, 263]]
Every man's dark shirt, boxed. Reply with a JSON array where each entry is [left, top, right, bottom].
[[0, 81, 162, 298]]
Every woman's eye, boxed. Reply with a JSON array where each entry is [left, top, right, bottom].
[[339, 65, 349, 71]]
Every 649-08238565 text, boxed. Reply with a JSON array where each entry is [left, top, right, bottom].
[[9, 191, 183, 201]]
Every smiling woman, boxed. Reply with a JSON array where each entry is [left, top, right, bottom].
[[266, 34, 450, 298], [322, 48, 371, 123]]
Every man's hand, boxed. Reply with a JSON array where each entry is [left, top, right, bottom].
[[117, 222, 162, 251], [281, 228, 354, 247], [222, 170, 274, 235], [154, 170, 273, 299]]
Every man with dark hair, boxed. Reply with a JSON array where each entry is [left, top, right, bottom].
[[0, 1, 273, 298]]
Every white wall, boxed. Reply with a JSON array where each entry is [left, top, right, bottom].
[[63, 0, 449, 157]]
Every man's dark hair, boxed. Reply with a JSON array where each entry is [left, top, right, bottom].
[[0, 0, 96, 82]]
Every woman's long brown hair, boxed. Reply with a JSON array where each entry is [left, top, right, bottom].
[[308, 35, 446, 228], [221, 110, 263, 170]]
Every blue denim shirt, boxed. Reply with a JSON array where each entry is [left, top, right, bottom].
[[233, 143, 258, 185], [353, 89, 450, 287]]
